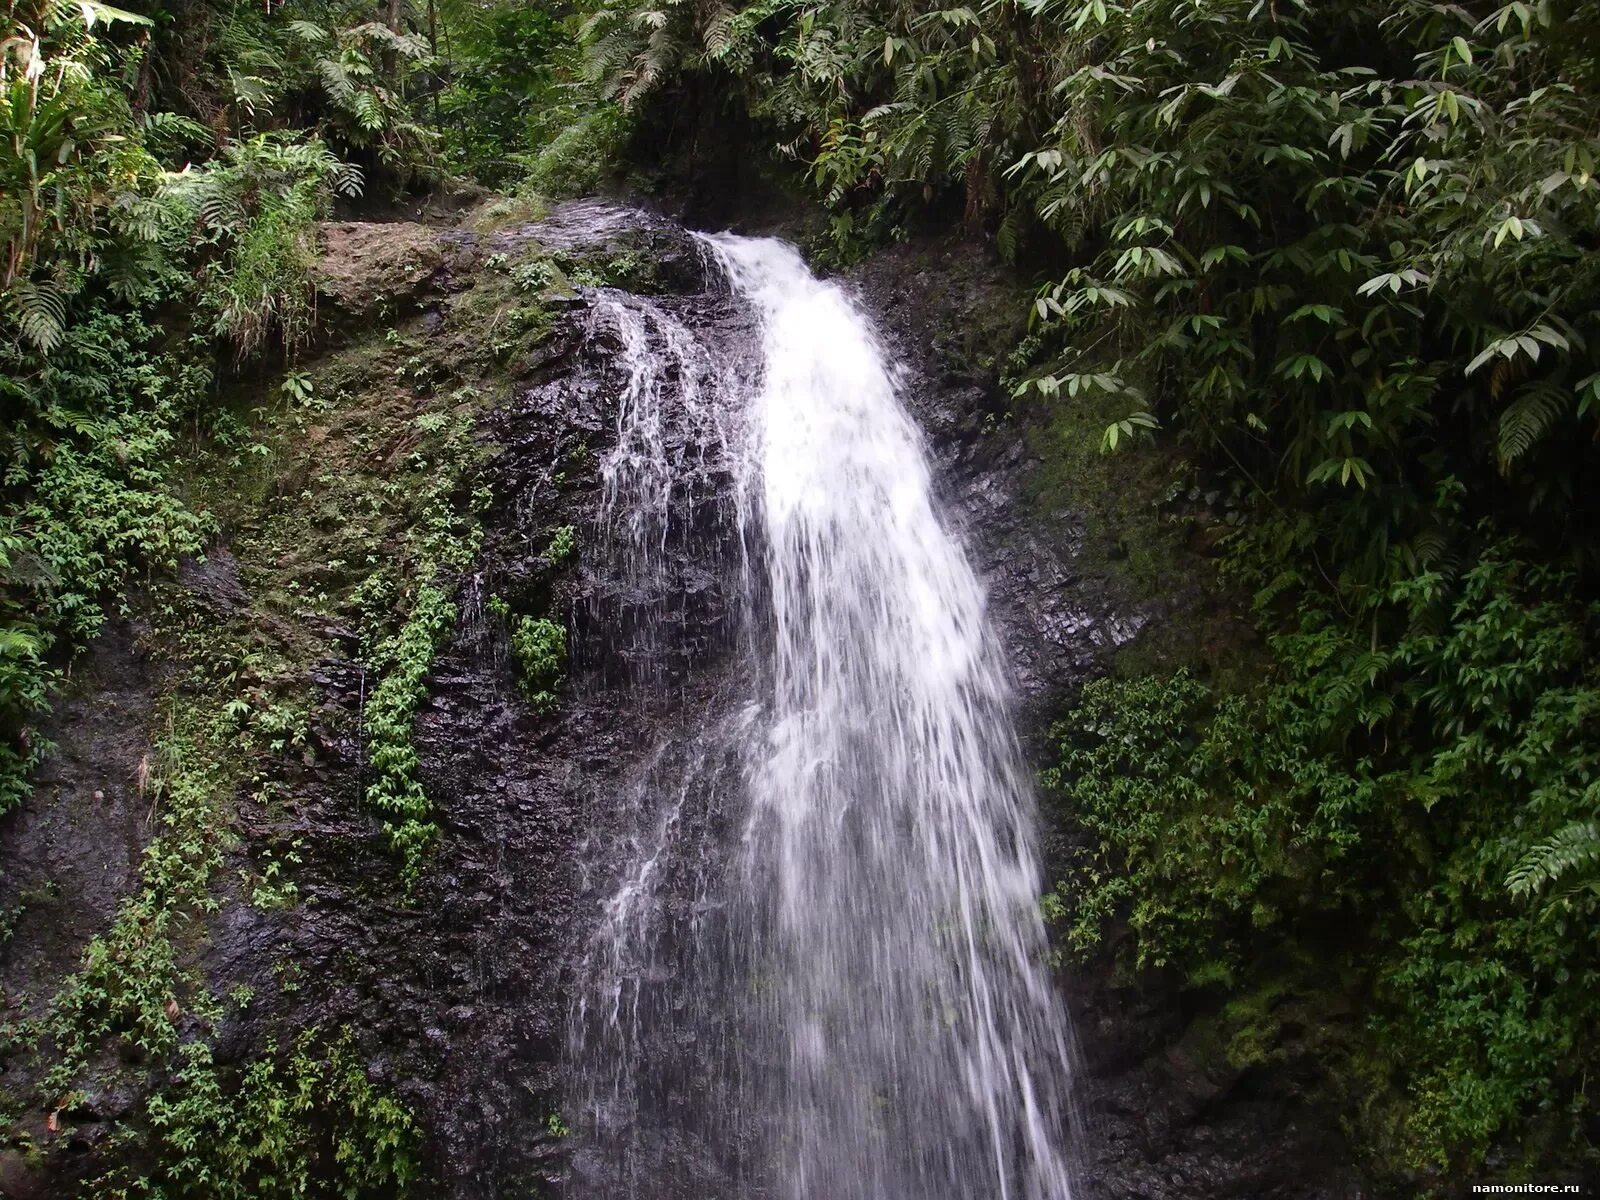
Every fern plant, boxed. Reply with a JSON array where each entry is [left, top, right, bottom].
[[284, 17, 436, 171], [0, 0, 160, 350], [163, 132, 362, 357], [1508, 817, 1600, 905]]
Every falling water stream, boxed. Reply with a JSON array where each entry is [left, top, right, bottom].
[[569, 233, 1079, 1200]]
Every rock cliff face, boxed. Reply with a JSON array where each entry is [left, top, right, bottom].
[[0, 201, 1356, 1198]]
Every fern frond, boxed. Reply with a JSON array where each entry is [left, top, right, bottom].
[[11, 282, 66, 353], [996, 206, 1024, 262], [1507, 821, 1600, 898], [142, 110, 213, 150], [1411, 526, 1449, 567], [702, 4, 737, 58], [330, 161, 364, 198], [318, 58, 356, 104], [1497, 381, 1569, 472], [353, 90, 385, 132], [345, 23, 430, 61]]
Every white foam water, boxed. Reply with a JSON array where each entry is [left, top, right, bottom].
[[569, 236, 1080, 1200]]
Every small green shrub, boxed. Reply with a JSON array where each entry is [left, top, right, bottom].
[[510, 615, 565, 714], [545, 524, 577, 566], [363, 585, 455, 886], [114, 1030, 420, 1199], [510, 259, 561, 293]]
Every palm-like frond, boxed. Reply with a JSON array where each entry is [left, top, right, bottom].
[[1497, 380, 1569, 472], [10, 281, 66, 352], [1508, 820, 1600, 900]]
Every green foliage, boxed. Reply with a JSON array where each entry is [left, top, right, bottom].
[[0, 0, 562, 1188], [29, 568, 327, 1096], [1047, 671, 1276, 967], [102, 1031, 419, 1199], [207, 313, 491, 899], [1047, 546, 1600, 1174], [435, 0, 569, 182], [515, 102, 630, 199], [280, 15, 435, 171], [544, 524, 577, 565], [0, 0, 385, 814], [0, 0, 162, 350], [166, 132, 363, 357], [1507, 819, 1600, 904], [363, 583, 454, 886], [8, 0, 1598, 1187], [509, 615, 565, 714], [579, 0, 690, 108], [0, 309, 212, 813], [1004, 0, 1600, 606], [576, 0, 1600, 558], [0, 446, 433, 1178]]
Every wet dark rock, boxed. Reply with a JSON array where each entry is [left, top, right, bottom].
[[439, 199, 711, 297], [73, 1060, 143, 1122], [0, 618, 155, 1010], [0, 200, 1355, 1199], [0, 1152, 49, 1200], [177, 545, 250, 614], [197, 204, 750, 1196]]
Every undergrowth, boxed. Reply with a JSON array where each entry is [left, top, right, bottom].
[[100, 1031, 419, 1199], [1046, 548, 1600, 1179], [364, 584, 456, 885], [0, 312, 213, 818]]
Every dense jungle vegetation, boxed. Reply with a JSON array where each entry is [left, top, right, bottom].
[[3, 0, 1599, 1190]]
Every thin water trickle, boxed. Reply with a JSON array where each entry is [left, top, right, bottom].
[[568, 236, 1079, 1200]]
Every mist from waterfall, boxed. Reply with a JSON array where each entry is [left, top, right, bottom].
[[568, 235, 1080, 1200]]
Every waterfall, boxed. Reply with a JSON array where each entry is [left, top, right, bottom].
[[569, 236, 1079, 1200]]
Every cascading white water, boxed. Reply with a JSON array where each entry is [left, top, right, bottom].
[[596, 296, 720, 577], [570, 235, 1079, 1200], [568, 290, 755, 1197], [710, 235, 1078, 1200]]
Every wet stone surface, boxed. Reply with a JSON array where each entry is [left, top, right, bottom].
[[0, 201, 1355, 1199]]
